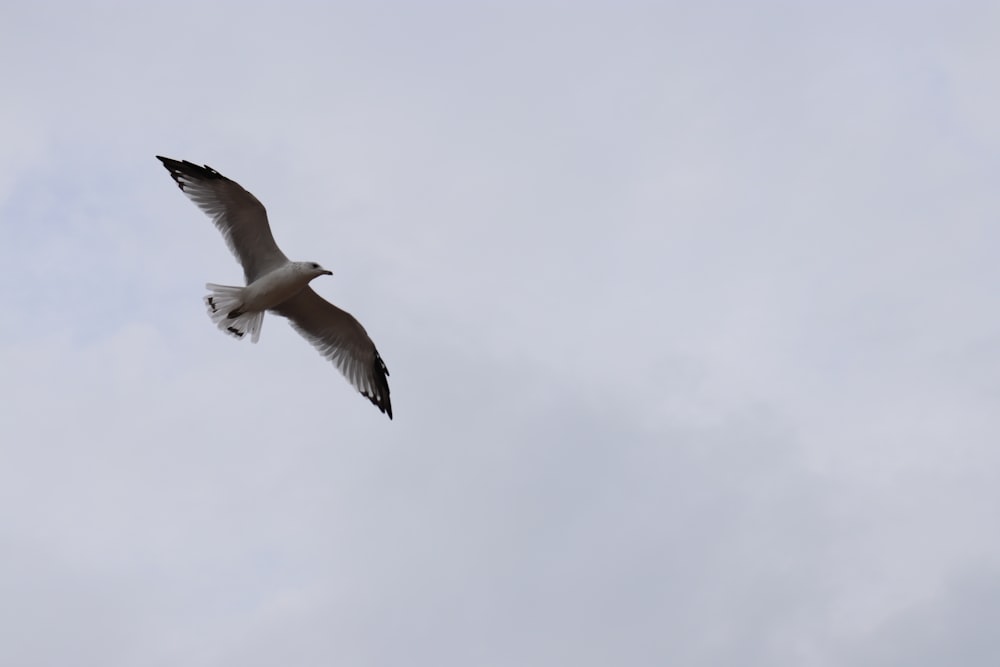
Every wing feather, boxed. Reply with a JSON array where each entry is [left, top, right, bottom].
[[274, 288, 392, 419], [156, 156, 288, 282]]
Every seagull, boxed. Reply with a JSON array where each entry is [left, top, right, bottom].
[[156, 156, 392, 419]]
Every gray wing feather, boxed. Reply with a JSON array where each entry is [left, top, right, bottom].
[[156, 156, 288, 282], [274, 288, 392, 419]]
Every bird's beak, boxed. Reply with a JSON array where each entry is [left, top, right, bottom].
[[322, 270, 333, 276]]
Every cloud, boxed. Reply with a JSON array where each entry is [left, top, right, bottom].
[[846, 568, 1000, 666], [3, 2, 1000, 666]]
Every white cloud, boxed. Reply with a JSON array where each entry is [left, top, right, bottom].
[[2, 2, 1000, 665]]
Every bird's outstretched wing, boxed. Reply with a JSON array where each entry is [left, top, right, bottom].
[[273, 288, 392, 418], [156, 156, 288, 282]]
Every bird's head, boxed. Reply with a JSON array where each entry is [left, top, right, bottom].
[[300, 261, 333, 279]]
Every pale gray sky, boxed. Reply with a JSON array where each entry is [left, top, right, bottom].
[[2, 2, 1000, 665]]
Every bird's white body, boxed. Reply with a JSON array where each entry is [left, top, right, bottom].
[[203, 262, 331, 344], [242, 262, 331, 312]]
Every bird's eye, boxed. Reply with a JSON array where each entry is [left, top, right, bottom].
[[311, 263, 319, 269]]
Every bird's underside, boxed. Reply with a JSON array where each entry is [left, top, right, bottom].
[[156, 155, 392, 419]]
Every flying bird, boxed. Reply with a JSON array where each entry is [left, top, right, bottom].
[[156, 156, 392, 419]]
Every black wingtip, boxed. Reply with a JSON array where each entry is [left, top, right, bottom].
[[365, 352, 392, 419], [361, 391, 393, 419], [155, 156, 227, 183]]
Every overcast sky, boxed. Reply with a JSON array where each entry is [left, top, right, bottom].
[[2, 2, 1000, 665]]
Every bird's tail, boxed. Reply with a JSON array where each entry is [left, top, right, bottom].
[[204, 283, 264, 343]]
